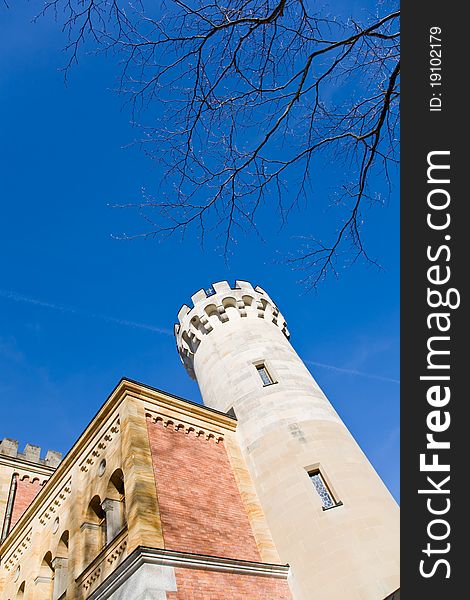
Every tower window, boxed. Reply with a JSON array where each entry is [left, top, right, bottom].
[[309, 470, 340, 510], [256, 363, 275, 386]]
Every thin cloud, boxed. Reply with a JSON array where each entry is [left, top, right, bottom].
[[1, 289, 399, 382], [0, 289, 173, 336], [305, 360, 399, 384]]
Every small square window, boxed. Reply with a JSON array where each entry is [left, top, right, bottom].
[[309, 470, 339, 510], [256, 364, 274, 386]]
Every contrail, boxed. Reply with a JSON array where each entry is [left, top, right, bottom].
[[0, 289, 399, 382], [305, 360, 399, 384], [0, 289, 173, 336]]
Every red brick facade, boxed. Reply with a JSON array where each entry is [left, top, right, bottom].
[[146, 418, 261, 561], [10, 475, 43, 528], [168, 568, 292, 599]]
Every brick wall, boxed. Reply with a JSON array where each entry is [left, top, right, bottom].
[[10, 475, 43, 528], [167, 568, 292, 599], [146, 418, 261, 561]]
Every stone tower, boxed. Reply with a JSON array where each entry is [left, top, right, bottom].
[[175, 281, 400, 600]]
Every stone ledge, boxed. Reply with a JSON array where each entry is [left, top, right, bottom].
[[87, 545, 290, 600]]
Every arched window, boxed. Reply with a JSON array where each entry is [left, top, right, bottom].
[[57, 530, 69, 556], [16, 581, 25, 598], [35, 552, 54, 597], [82, 495, 105, 566], [108, 469, 125, 498], [52, 531, 69, 600], [102, 469, 126, 544]]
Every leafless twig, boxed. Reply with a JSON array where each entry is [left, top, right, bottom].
[[39, 0, 400, 287]]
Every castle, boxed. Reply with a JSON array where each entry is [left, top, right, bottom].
[[0, 281, 400, 599]]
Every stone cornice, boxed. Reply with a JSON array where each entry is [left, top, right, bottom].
[[123, 379, 237, 432], [0, 455, 55, 478], [0, 378, 236, 558], [2, 528, 32, 572], [146, 414, 226, 442], [88, 546, 290, 599]]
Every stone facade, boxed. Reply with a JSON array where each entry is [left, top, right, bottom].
[[0, 280, 399, 599], [0, 440, 61, 545], [167, 567, 293, 599], [0, 379, 290, 599], [146, 417, 263, 562], [176, 280, 400, 600]]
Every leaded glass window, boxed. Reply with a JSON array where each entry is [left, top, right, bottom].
[[309, 471, 335, 509], [256, 364, 274, 386]]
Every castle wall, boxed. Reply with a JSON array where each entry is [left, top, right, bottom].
[[96, 563, 176, 599], [168, 568, 292, 599], [10, 476, 44, 529], [0, 467, 46, 541], [85, 547, 291, 600], [0, 390, 128, 600], [146, 417, 261, 561], [1, 380, 290, 600], [0, 439, 59, 544], [176, 281, 400, 600]]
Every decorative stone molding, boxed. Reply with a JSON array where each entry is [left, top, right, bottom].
[[15, 474, 48, 488], [34, 575, 53, 585], [39, 478, 72, 526], [87, 545, 290, 600], [106, 539, 127, 566], [175, 281, 290, 379], [80, 522, 102, 532], [83, 567, 102, 592], [145, 414, 224, 444], [3, 528, 32, 571], [78, 530, 129, 595], [79, 417, 120, 473]]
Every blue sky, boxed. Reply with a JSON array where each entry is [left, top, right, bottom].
[[0, 2, 400, 500]]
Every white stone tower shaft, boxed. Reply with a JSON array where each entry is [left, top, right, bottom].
[[175, 281, 399, 600]]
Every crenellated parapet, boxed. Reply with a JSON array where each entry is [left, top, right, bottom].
[[175, 280, 289, 379], [0, 439, 62, 468]]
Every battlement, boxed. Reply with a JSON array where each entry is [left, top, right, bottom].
[[0, 438, 62, 469], [175, 280, 289, 379]]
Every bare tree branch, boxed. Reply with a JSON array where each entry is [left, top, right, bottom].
[[38, 0, 400, 287]]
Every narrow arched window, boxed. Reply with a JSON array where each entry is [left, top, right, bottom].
[[35, 553, 53, 598], [82, 495, 105, 566], [52, 531, 69, 600], [102, 469, 126, 544], [16, 581, 25, 598]]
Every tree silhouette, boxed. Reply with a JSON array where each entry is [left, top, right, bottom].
[[39, 0, 400, 288]]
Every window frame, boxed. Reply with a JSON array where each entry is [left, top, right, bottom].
[[307, 468, 343, 511], [254, 362, 276, 387]]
